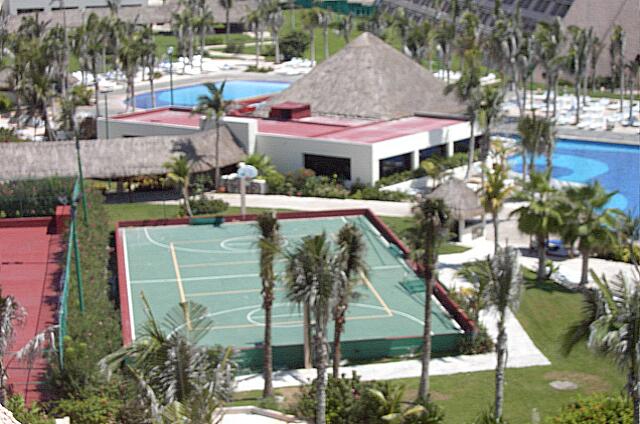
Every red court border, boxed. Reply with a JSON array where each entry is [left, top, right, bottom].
[[115, 209, 476, 345]]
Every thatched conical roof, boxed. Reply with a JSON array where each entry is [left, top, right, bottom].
[[259, 32, 464, 120], [426, 178, 483, 220], [0, 127, 245, 181]]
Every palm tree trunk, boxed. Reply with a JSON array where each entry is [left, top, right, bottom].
[[323, 26, 329, 60], [580, 248, 590, 286], [274, 31, 281, 64], [315, 330, 328, 424], [215, 120, 221, 188], [303, 302, 312, 368], [465, 116, 476, 180], [225, 9, 231, 43], [310, 31, 316, 64], [494, 315, 507, 420], [620, 62, 625, 113], [263, 294, 274, 398], [553, 78, 559, 118], [629, 78, 635, 122], [150, 68, 156, 109], [332, 312, 345, 378], [545, 75, 552, 119], [522, 146, 528, 183], [182, 185, 192, 216], [130, 76, 136, 112], [493, 211, 499, 254], [536, 234, 546, 284], [575, 77, 581, 124], [418, 263, 434, 401]]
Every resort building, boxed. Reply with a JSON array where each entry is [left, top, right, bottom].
[[2, 0, 147, 15], [230, 32, 473, 185]]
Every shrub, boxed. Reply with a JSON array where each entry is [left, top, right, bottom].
[[71, 85, 94, 106], [280, 31, 310, 61], [0, 177, 74, 218], [51, 395, 122, 424], [458, 325, 494, 355], [245, 65, 273, 73], [0, 93, 13, 113], [189, 197, 229, 215], [5, 395, 52, 424], [224, 40, 244, 53], [548, 395, 632, 423], [0, 127, 27, 143]]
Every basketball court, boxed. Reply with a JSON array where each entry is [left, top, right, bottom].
[[117, 210, 469, 370]]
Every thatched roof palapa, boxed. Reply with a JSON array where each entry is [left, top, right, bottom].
[[259, 32, 465, 120], [0, 128, 245, 181], [426, 178, 483, 220]]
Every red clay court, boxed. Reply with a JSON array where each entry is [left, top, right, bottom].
[[0, 213, 67, 403]]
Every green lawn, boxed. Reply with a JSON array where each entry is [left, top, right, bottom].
[[234, 274, 625, 423]]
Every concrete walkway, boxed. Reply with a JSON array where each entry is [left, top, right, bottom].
[[213, 193, 414, 217]]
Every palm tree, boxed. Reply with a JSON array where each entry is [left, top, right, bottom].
[[246, 9, 264, 68], [558, 182, 623, 285], [563, 270, 640, 423], [265, 0, 284, 64], [118, 25, 142, 112], [445, 49, 482, 179], [481, 161, 513, 254], [434, 19, 455, 84], [626, 55, 640, 122], [566, 26, 591, 124], [510, 171, 563, 284], [456, 10, 480, 72], [193, 81, 227, 188], [164, 155, 193, 217], [219, 0, 233, 44], [0, 290, 25, 404], [196, 2, 215, 60], [318, 9, 331, 61], [609, 25, 626, 113], [408, 198, 450, 401], [517, 114, 555, 181], [534, 18, 566, 119], [333, 13, 353, 44], [302, 8, 321, 64], [285, 234, 340, 424], [333, 223, 368, 378], [477, 84, 505, 165], [255, 212, 283, 398], [390, 7, 410, 53], [486, 247, 523, 421], [102, 297, 235, 422]]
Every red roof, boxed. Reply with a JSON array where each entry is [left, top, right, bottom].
[[112, 107, 201, 128], [257, 116, 463, 144]]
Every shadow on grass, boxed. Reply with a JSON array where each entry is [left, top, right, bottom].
[[524, 278, 574, 294]]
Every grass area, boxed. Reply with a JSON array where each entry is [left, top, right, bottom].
[[233, 272, 625, 423], [380, 215, 471, 255]]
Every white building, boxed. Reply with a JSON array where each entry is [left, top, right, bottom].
[[2, 0, 146, 15]]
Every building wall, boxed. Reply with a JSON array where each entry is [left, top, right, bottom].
[[96, 118, 198, 139], [5, 0, 147, 15]]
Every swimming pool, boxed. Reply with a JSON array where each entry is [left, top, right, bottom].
[[133, 80, 290, 109], [508, 139, 640, 214]]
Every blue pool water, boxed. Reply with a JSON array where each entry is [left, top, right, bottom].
[[508, 139, 640, 214], [133, 80, 290, 109]]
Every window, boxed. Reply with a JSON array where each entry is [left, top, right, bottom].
[[419, 145, 447, 162], [304, 154, 351, 181], [533, 0, 551, 13], [379, 153, 412, 178]]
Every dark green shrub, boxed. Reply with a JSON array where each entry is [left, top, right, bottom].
[[0, 127, 27, 143], [5, 395, 52, 424], [71, 84, 94, 106], [51, 395, 122, 424], [224, 40, 244, 53], [245, 65, 273, 73], [0, 93, 13, 113], [0, 178, 74, 218], [548, 395, 633, 423], [265, 171, 288, 194], [458, 325, 494, 355], [190, 197, 229, 215], [280, 31, 310, 61]]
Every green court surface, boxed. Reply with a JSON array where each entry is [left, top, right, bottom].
[[120, 215, 464, 370]]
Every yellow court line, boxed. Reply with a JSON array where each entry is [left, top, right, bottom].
[[207, 314, 391, 331], [360, 271, 393, 317], [169, 243, 187, 304], [187, 287, 284, 297]]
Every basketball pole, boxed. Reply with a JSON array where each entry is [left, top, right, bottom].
[[240, 175, 247, 218]]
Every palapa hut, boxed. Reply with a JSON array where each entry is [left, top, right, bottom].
[[258, 32, 465, 120], [0, 127, 244, 182], [426, 178, 485, 243]]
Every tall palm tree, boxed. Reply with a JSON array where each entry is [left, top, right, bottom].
[[164, 155, 193, 217], [445, 49, 482, 179], [118, 25, 142, 112], [408, 198, 450, 401], [626, 55, 640, 122], [255, 212, 283, 398], [140, 25, 158, 108], [558, 182, 623, 285], [332, 223, 368, 378], [566, 26, 591, 124], [477, 84, 505, 165], [517, 114, 555, 181], [83, 13, 104, 117], [390, 7, 410, 53], [481, 161, 513, 254], [609, 25, 626, 113], [487, 247, 523, 421], [510, 171, 563, 284], [102, 297, 235, 422], [0, 290, 25, 404], [285, 234, 340, 424], [563, 270, 640, 423], [193, 81, 227, 188], [265, 0, 284, 64], [319, 9, 331, 61], [333, 13, 353, 45], [456, 10, 480, 72], [534, 18, 566, 119], [246, 9, 264, 68], [219, 0, 233, 44], [302, 8, 321, 64]]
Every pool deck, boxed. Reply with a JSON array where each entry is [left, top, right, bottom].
[[497, 122, 640, 146]]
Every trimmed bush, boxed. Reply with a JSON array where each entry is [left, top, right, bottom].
[[548, 395, 633, 423], [51, 395, 121, 424], [280, 31, 310, 61], [189, 197, 229, 215]]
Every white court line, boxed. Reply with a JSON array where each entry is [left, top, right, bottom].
[[121, 229, 137, 341], [131, 264, 405, 284], [169, 243, 187, 304]]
